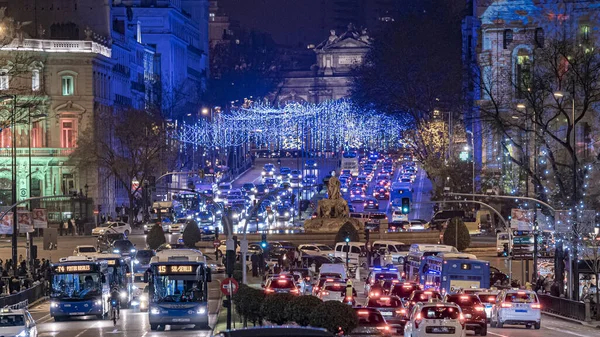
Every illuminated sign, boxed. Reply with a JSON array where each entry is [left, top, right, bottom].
[[157, 265, 197, 274], [106, 260, 116, 265], [54, 265, 92, 273], [460, 263, 471, 270]]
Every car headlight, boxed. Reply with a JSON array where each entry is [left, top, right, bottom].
[[120, 291, 127, 299], [197, 307, 207, 314], [130, 249, 136, 253], [150, 307, 160, 315], [50, 301, 58, 308], [285, 212, 290, 217], [144, 225, 147, 230], [17, 330, 27, 337], [140, 294, 148, 301], [113, 249, 120, 253], [95, 299, 102, 306]]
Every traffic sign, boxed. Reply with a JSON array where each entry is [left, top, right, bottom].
[[220, 278, 239, 296], [213, 240, 221, 248]]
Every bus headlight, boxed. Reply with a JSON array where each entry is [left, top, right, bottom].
[[120, 291, 127, 299], [150, 307, 160, 315], [50, 302, 58, 308], [95, 300, 102, 306], [134, 259, 140, 264], [197, 307, 206, 315]]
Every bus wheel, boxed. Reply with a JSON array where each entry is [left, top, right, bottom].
[[150, 324, 158, 331]]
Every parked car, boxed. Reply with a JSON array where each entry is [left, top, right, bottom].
[[91, 221, 131, 236], [73, 245, 97, 256]]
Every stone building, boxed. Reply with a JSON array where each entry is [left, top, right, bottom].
[[271, 25, 371, 104]]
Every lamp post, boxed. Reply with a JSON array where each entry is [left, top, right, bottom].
[[554, 90, 578, 300]]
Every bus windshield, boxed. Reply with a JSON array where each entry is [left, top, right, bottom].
[[153, 274, 204, 303], [51, 273, 102, 299]]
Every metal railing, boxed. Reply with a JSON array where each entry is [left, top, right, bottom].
[[0, 282, 47, 308], [538, 293, 589, 321]]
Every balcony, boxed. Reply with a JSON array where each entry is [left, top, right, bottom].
[[115, 94, 132, 106], [113, 63, 131, 76], [1, 39, 111, 58], [0, 148, 74, 157], [131, 81, 146, 93]]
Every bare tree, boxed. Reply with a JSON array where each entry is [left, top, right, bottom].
[[69, 108, 174, 225]]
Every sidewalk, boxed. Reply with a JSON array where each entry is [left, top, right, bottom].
[[542, 311, 600, 329]]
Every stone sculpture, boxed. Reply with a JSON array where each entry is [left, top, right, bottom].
[[304, 176, 361, 232]]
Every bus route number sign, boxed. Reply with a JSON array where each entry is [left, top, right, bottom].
[[158, 265, 196, 274], [55, 265, 92, 273]]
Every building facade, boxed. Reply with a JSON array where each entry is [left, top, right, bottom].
[[271, 26, 371, 104]]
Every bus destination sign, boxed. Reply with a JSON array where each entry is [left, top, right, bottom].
[[157, 265, 197, 274], [54, 265, 92, 273]]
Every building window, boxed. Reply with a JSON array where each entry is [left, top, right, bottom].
[[0, 72, 9, 90], [31, 121, 42, 148], [535, 28, 545, 48], [61, 75, 74, 95], [503, 29, 513, 49], [0, 128, 11, 148], [582, 25, 590, 42], [32, 69, 40, 91], [60, 119, 77, 148], [61, 173, 75, 194], [516, 50, 532, 98]]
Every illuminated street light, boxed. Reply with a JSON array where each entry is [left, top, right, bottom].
[[516, 103, 526, 109]]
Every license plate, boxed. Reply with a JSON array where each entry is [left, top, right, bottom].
[[431, 327, 449, 333], [69, 312, 84, 315], [381, 312, 392, 316], [465, 314, 472, 318], [64, 304, 71, 307], [515, 309, 528, 313], [172, 318, 190, 322]]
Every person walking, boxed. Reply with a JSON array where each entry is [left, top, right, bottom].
[[251, 254, 259, 277], [68, 218, 74, 236]]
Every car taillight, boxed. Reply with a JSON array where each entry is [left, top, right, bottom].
[[321, 291, 329, 296], [474, 306, 485, 312], [370, 291, 380, 298], [414, 313, 422, 329], [395, 308, 406, 315], [500, 302, 512, 308], [531, 303, 541, 309], [376, 325, 390, 332], [265, 288, 274, 293], [290, 288, 299, 294]]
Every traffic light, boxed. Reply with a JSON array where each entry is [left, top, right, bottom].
[[261, 233, 267, 249], [401, 197, 410, 214], [345, 236, 350, 243], [502, 243, 509, 257]]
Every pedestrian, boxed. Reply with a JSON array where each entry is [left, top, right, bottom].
[[68, 218, 74, 236], [550, 281, 560, 296], [18, 254, 23, 264], [251, 254, 258, 277], [274, 263, 281, 274]]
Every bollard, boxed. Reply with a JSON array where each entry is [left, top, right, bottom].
[[584, 298, 591, 322]]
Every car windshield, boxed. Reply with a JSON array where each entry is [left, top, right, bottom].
[[51, 272, 102, 299], [356, 310, 385, 326], [368, 297, 402, 307], [446, 295, 481, 306], [421, 306, 460, 319], [391, 284, 418, 298], [505, 292, 537, 303], [114, 240, 134, 250], [78, 247, 96, 253], [395, 244, 411, 252], [478, 294, 498, 304], [0, 315, 24, 327], [316, 245, 332, 251], [375, 273, 398, 280]]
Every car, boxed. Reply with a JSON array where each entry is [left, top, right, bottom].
[[373, 187, 389, 200], [0, 308, 37, 337], [444, 294, 487, 336], [279, 167, 291, 180], [205, 255, 226, 273], [217, 327, 332, 337], [403, 302, 466, 337], [364, 267, 402, 296], [242, 183, 257, 195], [255, 183, 269, 196], [366, 295, 407, 334], [262, 163, 276, 176], [298, 244, 335, 257], [91, 221, 131, 236], [263, 275, 299, 295], [363, 197, 380, 211], [317, 280, 349, 302], [350, 193, 367, 203], [372, 241, 411, 265], [138, 285, 149, 312], [264, 178, 277, 189], [475, 291, 499, 322], [490, 266, 509, 286], [197, 211, 215, 224], [490, 290, 541, 329], [111, 239, 136, 256], [305, 159, 318, 168], [389, 282, 421, 302], [133, 249, 155, 273], [96, 232, 125, 252], [72, 245, 96, 256], [163, 218, 185, 233], [392, 210, 408, 223], [275, 204, 293, 222], [143, 221, 160, 234], [216, 182, 233, 199], [405, 290, 443, 312], [353, 307, 392, 337], [356, 175, 368, 186], [290, 170, 302, 179]]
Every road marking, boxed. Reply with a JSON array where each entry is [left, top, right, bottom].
[[73, 321, 102, 337], [487, 331, 509, 337], [546, 326, 594, 337]]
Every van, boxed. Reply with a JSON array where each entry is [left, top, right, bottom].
[[334, 242, 366, 266], [372, 240, 411, 265], [496, 232, 510, 256], [318, 263, 348, 280]]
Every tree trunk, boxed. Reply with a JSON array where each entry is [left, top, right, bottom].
[[128, 193, 136, 227]]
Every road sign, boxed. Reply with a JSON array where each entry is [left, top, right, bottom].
[[220, 278, 239, 296], [213, 240, 221, 248]]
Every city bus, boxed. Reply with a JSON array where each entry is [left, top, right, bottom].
[[390, 182, 412, 210], [420, 255, 490, 294], [146, 249, 212, 331], [90, 253, 133, 307], [404, 244, 458, 282], [341, 152, 359, 176], [49, 256, 110, 321]]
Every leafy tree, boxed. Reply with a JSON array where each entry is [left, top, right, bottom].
[[261, 293, 293, 325], [70, 108, 174, 225], [309, 301, 358, 334], [146, 223, 166, 250], [335, 222, 359, 243], [286, 295, 323, 326], [442, 217, 471, 251], [182, 220, 201, 248]]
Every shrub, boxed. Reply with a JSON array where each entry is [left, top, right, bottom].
[[146, 223, 166, 250], [310, 300, 358, 334], [334, 222, 360, 244], [233, 284, 266, 326], [261, 293, 293, 325], [182, 220, 202, 248], [442, 217, 471, 251], [286, 295, 323, 326]]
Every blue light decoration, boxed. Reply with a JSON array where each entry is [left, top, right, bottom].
[[174, 99, 406, 153]]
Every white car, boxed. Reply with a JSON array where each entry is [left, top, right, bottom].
[[73, 245, 97, 256], [0, 308, 37, 337], [298, 244, 335, 257], [392, 210, 408, 223], [490, 290, 541, 329], [163, 219, 185, 233], [317, 280, 347, 302], [404, 302, 466, 337], [91, 221, 131, 236]]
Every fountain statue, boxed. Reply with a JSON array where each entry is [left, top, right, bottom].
[[304, 176, 363, 232]]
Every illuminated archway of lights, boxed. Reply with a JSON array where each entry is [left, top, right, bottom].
[[175, 100, 407, 151]]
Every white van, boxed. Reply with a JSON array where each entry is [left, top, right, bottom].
[[334, 242, 365, 266], [318, 263, 348, 280], [496, 232, 511, 256], [372, 240, 411, 265]]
